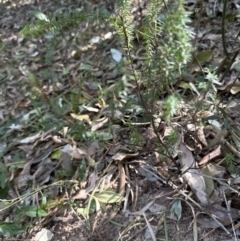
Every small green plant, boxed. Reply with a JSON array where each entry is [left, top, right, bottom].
[[163, 95, 181, 123], [21, 0, 195, 158], [164, 129, 180, 146], [0, 222, 28, 237], [127, 120, 145, 146], [77, 189, 124, 221], [224, 153, 238, 174], [198, 67, 220, 105]]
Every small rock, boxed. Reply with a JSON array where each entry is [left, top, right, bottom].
[[33, 228, 53, 241]]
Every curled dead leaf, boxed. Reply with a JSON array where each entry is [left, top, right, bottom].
[[197, 127, 208, 146], [71, 113, 92, 125]]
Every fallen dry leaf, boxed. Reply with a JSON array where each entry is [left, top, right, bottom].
[[59, 152, 73, 173], [19, 132, 42, 144], [179, 142, 209, 205], [73, 169, 98, 200], [34, 228, 53, 241], [87, 141, 99, 156], [197, 127, 208, 146], [70, 113, 92, 125], [112, 152, 139, 162], [91, 117, 108, 132], [199, 146, 222, 166]]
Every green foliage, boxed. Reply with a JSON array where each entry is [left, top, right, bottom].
[[21, 8, 111, 36], [139, 0, 194, 93], [1, 202, 47, 236], [127, 120, 145, 146], [156, 2, 193, 78], [164, 129, 179, 147], [163, 128, 180, 156], [224, 153, 238, 174], [77, 198, 97, 217], [22, 1, 193, 75], [7, 0, 198, 232], [77, 190, 124, 220], [21, 0, 194, 156], [0, 222, 28, 237], [0, 186, 9, 199], [94, 190, 124, 204], [0, 162, 7, 188], [113, 0, 134, 45], [163, 95, 180, 123], [16, 205, 47, 219], [201, 68, 220, 92], [170, 199, 182, 221], [0, 40, 6, 54]]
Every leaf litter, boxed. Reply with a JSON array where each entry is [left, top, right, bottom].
[[1, 0, 240, 241]]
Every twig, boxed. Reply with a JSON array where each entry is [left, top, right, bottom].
[[193, 0, 204, 49], [222, 139, 240, 159], [142, 212, 157, 241], [221, 0, 229, 57], [222, 187, 237, 240]]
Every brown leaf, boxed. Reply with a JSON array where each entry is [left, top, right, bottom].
[[107, 143, 122, 155], [199, 146, 222, 166], [87, 141, 99, 156], [73, 170, 97, 200], [91, 117, 108, 132], [112, 152, 138, 162], [61, 144, 87, 159], [179, 143, 209, 205], [195, 50, 213, 62], [60, 152, 73, 173], [197, 127, 208, 146]]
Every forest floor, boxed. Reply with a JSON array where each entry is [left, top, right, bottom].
[[1, 0, 240, 241]]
